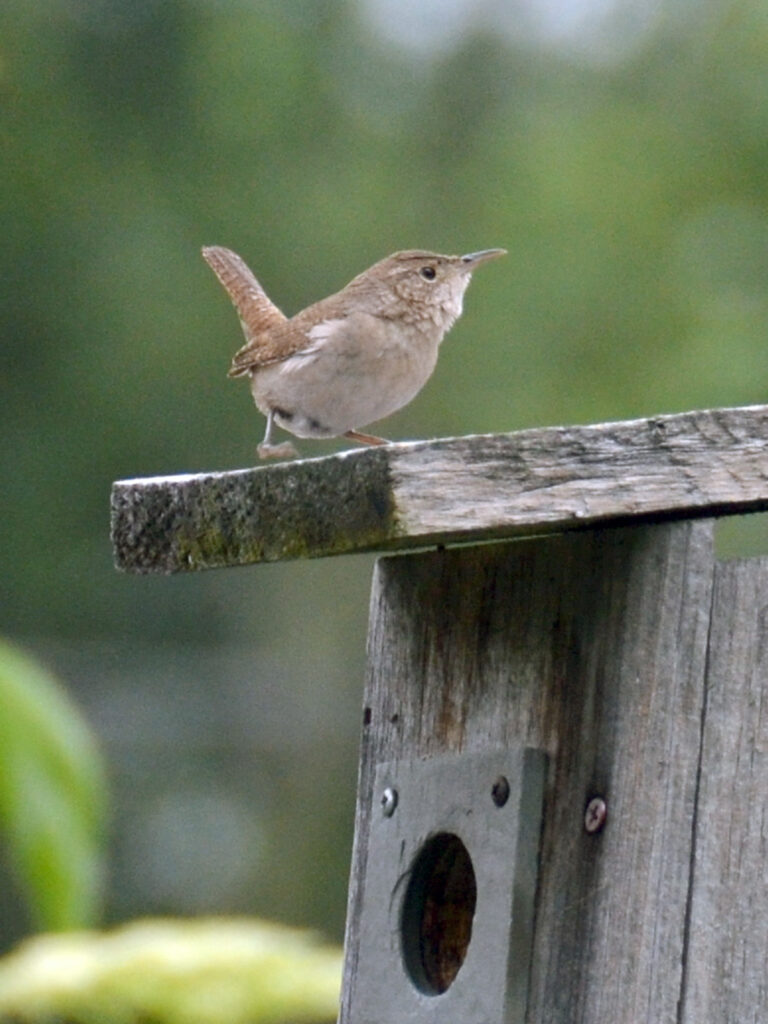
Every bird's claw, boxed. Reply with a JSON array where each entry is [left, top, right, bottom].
[[257, 441, 299, 460]]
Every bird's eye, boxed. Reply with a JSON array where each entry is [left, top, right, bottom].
[[420, 266, 436, 280]]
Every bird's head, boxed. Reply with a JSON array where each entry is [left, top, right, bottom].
[[345, 248, 506, 329]]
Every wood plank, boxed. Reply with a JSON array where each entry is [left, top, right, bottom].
[[340, 519, 715, 1024], [111, 404, 768, 573], [680, 557, 768, 1023]]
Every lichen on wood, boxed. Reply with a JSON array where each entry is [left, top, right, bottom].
[[111, 404, 768, 573]]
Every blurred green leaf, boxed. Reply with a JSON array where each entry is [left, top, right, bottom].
[[0, 640, 108, 930], [0, 917, 341, 1024]]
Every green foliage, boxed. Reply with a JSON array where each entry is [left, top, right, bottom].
[[0, 641, 107, 931], [0, 918, 342, 1024]]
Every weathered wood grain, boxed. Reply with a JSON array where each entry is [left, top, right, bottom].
[[680, 557, 768, 1024], [340, 519, 715, 1024], [112, 404, 768, 572]]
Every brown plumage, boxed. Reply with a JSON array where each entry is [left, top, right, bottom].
[[202, 244, 506, 458], [201, 247, 287, 374]]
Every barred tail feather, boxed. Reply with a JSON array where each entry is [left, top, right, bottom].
[[202, 246, 287, 376]]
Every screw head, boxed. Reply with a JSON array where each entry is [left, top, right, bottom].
[[491, 775, 510, 808], [584, 796, 607, 834], [381, 787, 398, 817]]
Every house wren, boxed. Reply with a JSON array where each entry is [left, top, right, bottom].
[[202, 245, 506, 458]]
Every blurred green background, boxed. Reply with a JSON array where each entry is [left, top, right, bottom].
[[2, 0, 768, 953]]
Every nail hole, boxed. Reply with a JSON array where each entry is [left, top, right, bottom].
[[401, 832, 476, 995]]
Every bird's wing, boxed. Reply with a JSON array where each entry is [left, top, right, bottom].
[[202, 246, 294, 377], [229, 294, 359, 377], [226, 316, 323, 377]]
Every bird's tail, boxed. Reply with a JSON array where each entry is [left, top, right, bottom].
[[201, 246, 287, 376]]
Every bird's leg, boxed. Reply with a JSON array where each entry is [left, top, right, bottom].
[[257, 409, 299, 459], [344, 429, 389, 447]]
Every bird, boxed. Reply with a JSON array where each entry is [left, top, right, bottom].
[[202, 245, 506, 459]]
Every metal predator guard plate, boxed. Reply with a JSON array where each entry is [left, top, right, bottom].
[[347, 747, 546, 1024]]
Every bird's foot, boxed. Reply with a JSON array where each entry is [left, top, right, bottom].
[[257, 441, 299, 460], [344, 429, 389, 446]]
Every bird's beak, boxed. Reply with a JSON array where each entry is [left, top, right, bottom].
[[460, 248, 507, 272]]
